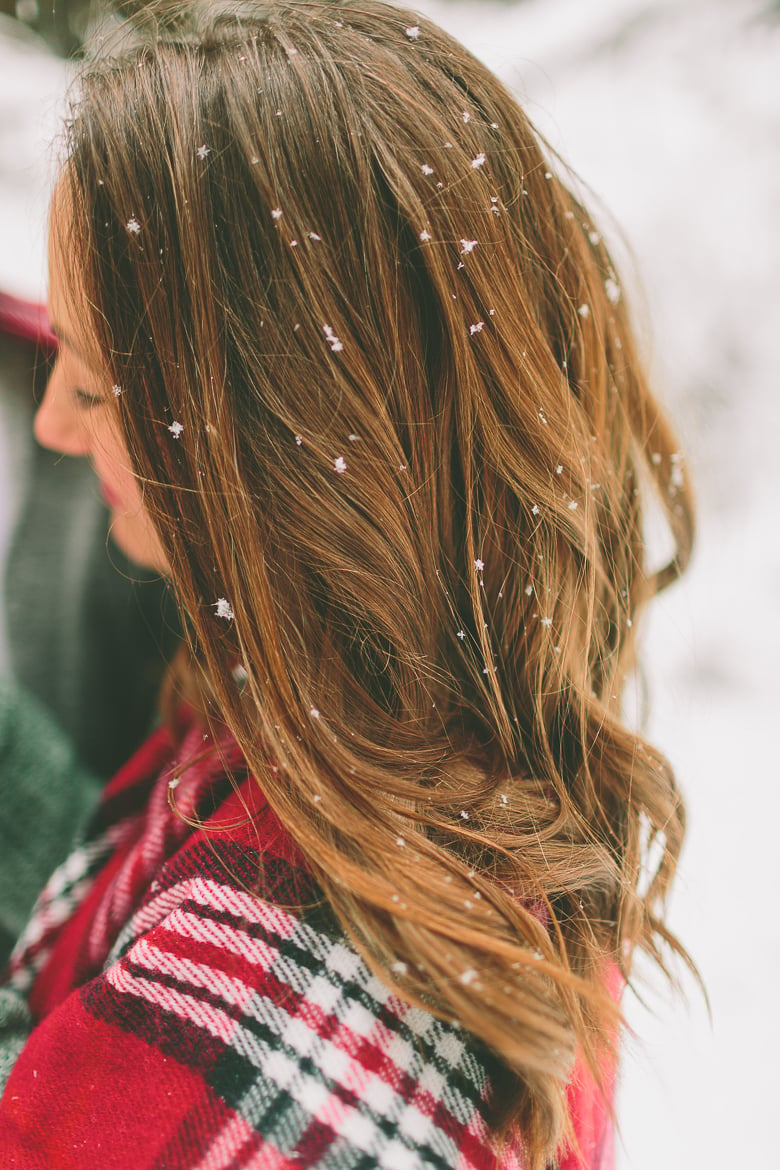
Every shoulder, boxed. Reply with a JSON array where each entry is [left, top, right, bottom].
[[1, 832, 508, 1169]]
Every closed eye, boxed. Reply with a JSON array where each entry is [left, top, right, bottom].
[[74, 387, 108, 410]]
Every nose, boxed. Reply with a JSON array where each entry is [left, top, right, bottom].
[[33, 355, 91, 457]]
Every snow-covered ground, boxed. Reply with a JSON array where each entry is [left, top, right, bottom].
[[1, 1, 777, 1165]]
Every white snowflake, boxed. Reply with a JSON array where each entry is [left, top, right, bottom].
[[578, 304, 590, 318], [419, 230, 431, 242], [111, 384, 122, 397], [271, 207, 283, 220], [556, 464, 563, 474], [456, 629, 466, 639], [196, 144, 210, 160], [474, 558, 484, 571], [462, 111, 471, 124], [589, 230, 602, 246], [168, 420, 184, 438], [605, 278, 621, 304], [168, 776, 180, 790], [421, 164, 434, 176], [333, 455, 347, 473], [524, 584, 533, 596], [500, 793, 508, 805], [460, 239, 477, 254], [568, 499, 579, 510], [391, 960, 408, 974], [541, 616, 553, 628], [310, 707, 320, 718], [460, 810, 469, 819], [470, 152, 486, 169], [323, 325, 343, 352], [531, 504, 540, 515], [460, 968, 477, 986], [469, 321, 484, 335], [126, 217, 141, 234], [307, 231, 321, 241], [396, 837, 405, 846], [404, 25, 420, 39], [214, 597, 234, 621]]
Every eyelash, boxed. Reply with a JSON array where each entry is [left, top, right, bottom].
[[74, 387, 106, 410]]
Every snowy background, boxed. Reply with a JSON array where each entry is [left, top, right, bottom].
[[1, 0, 777, 1165]]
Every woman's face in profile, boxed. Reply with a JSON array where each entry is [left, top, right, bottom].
[[35, 186, 169, 575]]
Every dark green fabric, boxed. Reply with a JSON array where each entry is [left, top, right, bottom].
[[0, 674, 101, 961]]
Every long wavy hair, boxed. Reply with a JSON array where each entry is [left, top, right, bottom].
[[55, 2, 695, 1163]]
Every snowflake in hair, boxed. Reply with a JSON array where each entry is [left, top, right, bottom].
[[471, 152, 486, 169], [460, 239, 477, 254], [405, 25, 420, 40], [168, 420, 184, 438], [214, 597, 234, 621], [196, 144, 211, 160], [126, 217, 141, 234], [605, 278, 621, 304], [333, 455, 347, 473], [474, 558, 485, 571], [323, 325, 343, 352]]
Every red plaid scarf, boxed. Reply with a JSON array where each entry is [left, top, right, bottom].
[[0, 716, 615, 1169]]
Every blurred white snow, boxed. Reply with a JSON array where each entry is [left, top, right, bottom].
[[1, 0, 777, 1165]]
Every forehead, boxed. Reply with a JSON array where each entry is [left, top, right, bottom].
[[47, 175, 104, 372]]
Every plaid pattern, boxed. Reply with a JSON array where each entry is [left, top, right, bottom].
[[0, 716, 612, 1168]]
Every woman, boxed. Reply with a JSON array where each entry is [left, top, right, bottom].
[[0, 2, 694, 1166]]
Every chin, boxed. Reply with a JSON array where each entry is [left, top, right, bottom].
[[109, 514, 168, 575]]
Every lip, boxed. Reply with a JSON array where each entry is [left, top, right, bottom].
[[99, 481, 122, 509]]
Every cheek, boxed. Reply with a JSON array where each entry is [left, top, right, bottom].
[[91, 426, 140, 505]]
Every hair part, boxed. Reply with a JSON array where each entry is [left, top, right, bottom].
[[57, 2, 696, 1163]]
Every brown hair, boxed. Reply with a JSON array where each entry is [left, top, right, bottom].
[[56, 2, 694, 1163]]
